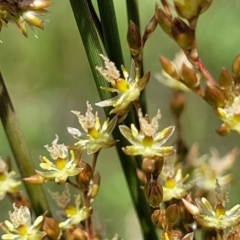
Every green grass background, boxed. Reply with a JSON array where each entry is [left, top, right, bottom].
[[1, 0, 240, 239]]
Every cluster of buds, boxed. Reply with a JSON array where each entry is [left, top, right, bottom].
[[0, 0, 52, 37], [155, 0, 212, 50]]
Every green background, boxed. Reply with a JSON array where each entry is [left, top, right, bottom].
[[1, 0, 240, 239]]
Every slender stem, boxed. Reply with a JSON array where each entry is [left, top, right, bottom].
[[125, 0, 147, 114], [91, 150, 100, 175], [69, 2, 158, 239], [0, 72, 51, 216], [67, 178, 80, 190]]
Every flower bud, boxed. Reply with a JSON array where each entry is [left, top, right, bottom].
[[127, 21, 142, 57], [151, 209, 161, 227], [198, 0, 213, 14], [13, 193, 32, 210], [216, 124, 230, 136], [204, 82, 225, 107], [72, 228, 89, 240], [142, 15, 158, 46], [89, 172, 100, 200], [171, 18, 195, 50], [181, 63, 198, 89], [144, 180, 163, 208], [24, 173, 48, 184], [43, 217, 61, 240], [76, 161, 92, 190], [170, 91, 185, 118], [155, 4, 172, 35], [219, 68, 232, 89], [232, 54, 240, 84], [166, 204, 179, 225], [159, 56, 180, 80], [174, 0, 199, 19]]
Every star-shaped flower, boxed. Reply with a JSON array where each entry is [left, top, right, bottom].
[[0, 203, 46, 240], [182, 181, 240, 229], [95, 54, 150, 118], [67, 101, 118, 155], [33, 135, 82, 184], [216, 95, 240, 134], [0, 157, 21, 200], [119, 108, 175, 157]]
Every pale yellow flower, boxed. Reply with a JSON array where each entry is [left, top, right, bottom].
[[35, 135, 82, 184], [182, 181, 240, 229], [119, 109, 175, 157], [216, 95, 240, 134], [58, 194, 92, 230], [68, 101, 118, 155], [0, 203, 46, 240], [95, 55, 150, 117], [0, 157, 21, 200]]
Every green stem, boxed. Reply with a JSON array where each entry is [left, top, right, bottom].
[[69, 1, 158, 239], [125, 0, 147, 115], [0, 72, 50, 216]]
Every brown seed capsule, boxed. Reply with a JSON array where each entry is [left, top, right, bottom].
[[144, 180, 163, 208], [141, 156, 164, 177], [72, 228, 89, 240], [166, 204, 179, 225], [43, 217, 61, 240], [151, 209, 161, 226], [76, 161, 92, 190]]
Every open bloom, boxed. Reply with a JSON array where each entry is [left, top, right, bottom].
[[162, 168, 196, 202], [189, 146, 238, 191], [182, 181, 240, 229], [67, 101, 118, 155], [0, 203, 46, 240], [95, 54, 150, 118], [0, 0, 52, 37], [34, 135, 82, 184], [119, 109, 175, 157], [0, 157, 21, 200], [58, 195, 92, 230], [216, 95, 240, 134]]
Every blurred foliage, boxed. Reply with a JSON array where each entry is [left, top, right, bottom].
[[1, 0, 240, 239]]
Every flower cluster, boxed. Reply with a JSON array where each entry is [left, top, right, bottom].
[[0, 0, 52, 37]]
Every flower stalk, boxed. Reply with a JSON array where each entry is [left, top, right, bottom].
[[0, 72, 50, 216]]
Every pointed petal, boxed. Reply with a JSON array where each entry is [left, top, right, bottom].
[[138, 71, 150, 91], [154, 126, 175, 145], [119, 125, 141, 144], [95, 95, 119, 107], [67, 127, 82, 139], [182, 198, 200, 215]]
